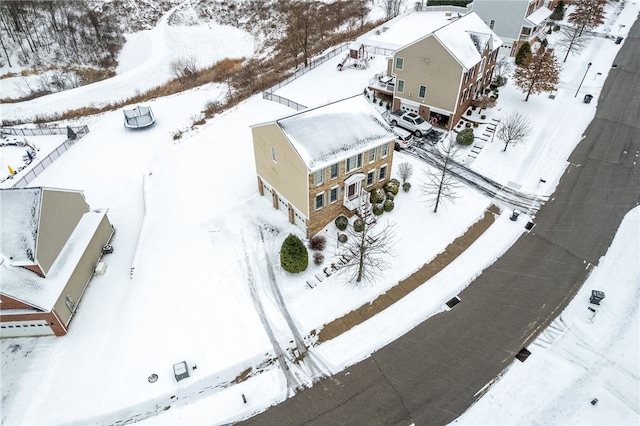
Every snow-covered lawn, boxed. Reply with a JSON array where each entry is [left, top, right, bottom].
[[1, 2, 638, 425]]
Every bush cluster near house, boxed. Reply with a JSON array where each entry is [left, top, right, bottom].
[[280, 234, 308, 273], [457, 128, 474, 145]]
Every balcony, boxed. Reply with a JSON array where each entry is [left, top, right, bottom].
[[369, 73, 395, 95]]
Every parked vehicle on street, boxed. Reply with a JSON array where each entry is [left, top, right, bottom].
[[389, 110, 433, 137], [392, 126, 413, 150]]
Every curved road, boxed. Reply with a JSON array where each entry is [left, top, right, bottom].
[[241, 17, 640, 426]]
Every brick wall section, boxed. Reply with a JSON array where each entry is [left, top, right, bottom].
[[307, 143, 395, 237]]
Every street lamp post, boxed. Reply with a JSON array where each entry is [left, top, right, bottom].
[[575, 62, 592, 97]]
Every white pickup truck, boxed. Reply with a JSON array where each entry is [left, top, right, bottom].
[[388, 110, 433, 137]]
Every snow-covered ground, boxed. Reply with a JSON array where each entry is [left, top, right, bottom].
[[1, 2, 638, 425]]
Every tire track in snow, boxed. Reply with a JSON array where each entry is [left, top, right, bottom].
[[258, 228, 332, 383], [241, 234, 305, 396]]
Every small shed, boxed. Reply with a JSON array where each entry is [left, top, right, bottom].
[[123, 106, 156, 129]]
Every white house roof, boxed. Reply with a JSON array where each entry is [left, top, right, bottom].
[[433, 12, 503, 70], [0, 187, 41, 266], [525, 6, 552, 27], [0, 210, 108, 311], [275, 95, 396, 171]]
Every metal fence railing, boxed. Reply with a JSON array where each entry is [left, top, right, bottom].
[[3, 125, 90, 188], [262, 43, 350, 110], [262, 92, 307, 111]]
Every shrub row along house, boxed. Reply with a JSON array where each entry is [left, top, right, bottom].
[[0, 187, 114, 337], [252, 95, 396, 238], [370, 12, 503, 131]]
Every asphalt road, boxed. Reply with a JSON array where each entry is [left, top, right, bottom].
[[242, 18, 640, 426]]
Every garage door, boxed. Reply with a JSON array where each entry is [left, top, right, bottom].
[[277, 194, 289, 214], [400, 103, 418, 114], [292, 207, 307, 232], [262, 180, 273, 197], [0, 320, 55, 338]]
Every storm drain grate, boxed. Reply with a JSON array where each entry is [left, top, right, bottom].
[[446, 296, 461, 309], [516, 347, 531, 362]]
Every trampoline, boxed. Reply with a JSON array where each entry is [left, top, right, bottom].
[[123, 106, 156, 129]]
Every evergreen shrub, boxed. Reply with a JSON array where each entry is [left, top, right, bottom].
[[335, 215, 348, 231], [280, 234, 308, 273]]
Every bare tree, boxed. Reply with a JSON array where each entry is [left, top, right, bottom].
[[282, 0, 319, 68], [335, 192, 395, 285], [568, 0, 607, 35], [382, 0, 403, 19], [496, 110, 533, 152], [514, 46, 561, 101], [420, 136, 460, 213], [493, 55, 513, 86], [169, 56, 198, 84], [557, 24, 589, 62], [397, 161, 413, 183]]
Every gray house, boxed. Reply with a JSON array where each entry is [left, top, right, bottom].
[[472, 0, 552, 56], [0, 187, 114, 337]]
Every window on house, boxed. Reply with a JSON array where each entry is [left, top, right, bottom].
[[314, 169, 324, 186], [397, 79, 405, 93], [381, 143, 389, 158], [368, 148, 376, 163], [395, 57, 404, 70], [330, 163, 338, 179], [419, 85, 427, 98], [345, 153, 362, 172], [479, 57, 486, 75], [271, 146, 277, 162], [490, 19, 495, 29], [315, 192, 324, 210], [329, 186, 339, 203], [366, 170, 375, 187], [379, 165, 387, 181]]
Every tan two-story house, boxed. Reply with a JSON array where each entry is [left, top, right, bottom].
[[252, 95, 397, 238], [0, 187, 114, 337], [390, 12, 502, 129]]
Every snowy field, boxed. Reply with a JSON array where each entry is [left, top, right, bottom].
[[1, 2, 639, 425]]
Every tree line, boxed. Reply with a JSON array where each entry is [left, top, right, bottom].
[[0, 0, 128, 69]]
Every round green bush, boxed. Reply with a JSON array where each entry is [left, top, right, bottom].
[[373, 203, 384, 215], [338, 233, 348, 243], [353, 218, 364, 232], [402, 182, 411, 192], [383, 180, 399, 195], [383, 199, 394, 212], [369, 187, 386, 204], [385, 191, 395, 201], [456, 128, 474, 146], [280, 234, 308, 273], [335, 215, 348, 231]]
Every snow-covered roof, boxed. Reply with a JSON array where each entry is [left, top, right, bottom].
[[432, 12, 503, 70], [525, 7, 552, 27], [0, 210, 108, 311], [0, 188, 42, 266], [275, 95, 396, 171]]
